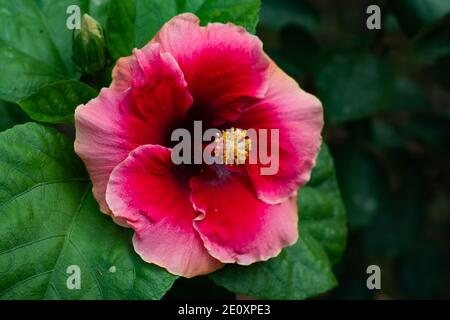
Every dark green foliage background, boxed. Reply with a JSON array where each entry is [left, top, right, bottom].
[[0, 0, 346, 300]]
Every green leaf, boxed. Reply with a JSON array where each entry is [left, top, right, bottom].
[[134, 0, 179, 48], [190, 0, 261, 34], [303, 144, 347, 265], [315, 53, 395, 123], [35, 0, 85, 76], [106, 0, 136, 60], [0, 101, 30, 132], [0, 0, 113, 103], [0, 123, 176, 299], [86, 0, 111, 26], [392, 0, 450, 36], [106, 0, 261, 58], [18, 80, 97, 124], [209, 144, 347, 299]]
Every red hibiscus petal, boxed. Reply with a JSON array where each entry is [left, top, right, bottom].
[[190, 166, 298, 265], [234, 58, 324, 204], [75, 43, 192, 213], [106, 145, 223, 277], [151, 13, 270, 125]]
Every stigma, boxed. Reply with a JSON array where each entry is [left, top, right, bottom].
[[214, 128, 252, 165]]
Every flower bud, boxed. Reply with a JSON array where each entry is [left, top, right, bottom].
[[73, 14, 107, 76]]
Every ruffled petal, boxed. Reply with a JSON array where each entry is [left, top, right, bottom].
[[190, 166, 298, 265], [106, 145, 223, 277], [75, 43, 192, 213], [110, 55, 133, 91], [151, 13, 270, 125], [234, 59, 323, 204]]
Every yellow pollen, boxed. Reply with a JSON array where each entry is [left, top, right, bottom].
[[214, 128, 252, 165]]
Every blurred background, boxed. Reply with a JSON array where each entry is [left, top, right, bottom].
[[1, 0, 449, 299]]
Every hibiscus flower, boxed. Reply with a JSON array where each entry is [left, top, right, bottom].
[[74, 13, 323, 278]]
